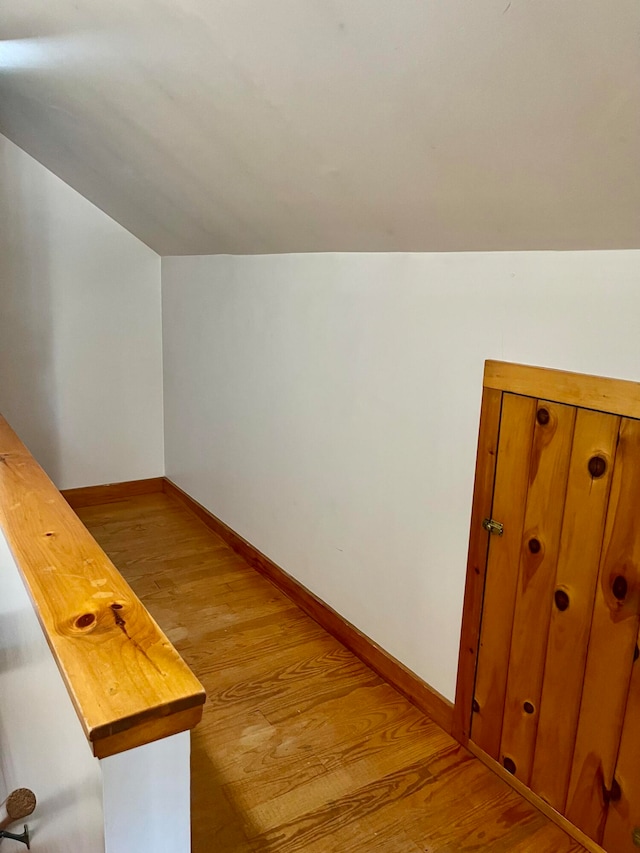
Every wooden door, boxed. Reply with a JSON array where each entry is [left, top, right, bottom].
[[603, 623, 640, 852], [469, 391, 640, 850]]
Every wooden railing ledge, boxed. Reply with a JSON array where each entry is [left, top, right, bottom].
[[0, 415, 205, 759]]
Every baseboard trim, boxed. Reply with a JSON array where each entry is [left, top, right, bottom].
[[468, 742, 605, 853], [62, 477, 165, 509], [163, 477, 454, 734]]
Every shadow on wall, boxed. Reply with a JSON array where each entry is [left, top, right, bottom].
[[0, 135, 62, 480], [0, 608, 38, 676], [0, 711, 12, 802], [0, 530, 105, 850]]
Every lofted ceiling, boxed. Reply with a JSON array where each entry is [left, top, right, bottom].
[[1, 1, 639, 256]]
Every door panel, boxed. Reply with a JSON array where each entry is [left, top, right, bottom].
[[602, 625, 640, 852], [531, 408, 620, 812], [499, 400, 576, 786], [472, 393, 537, 757], [461, 364, 640, 852], [565, 417, 640, 843]]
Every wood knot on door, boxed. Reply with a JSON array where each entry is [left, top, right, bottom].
[[554, 589, 570, 611], [503, 756, 517, 774], [588, 455, 607, 478], [612, 575, 628, 601]]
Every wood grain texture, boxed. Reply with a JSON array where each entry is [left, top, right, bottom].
[[0, 416, 204, 758], [163, 477, 453, 734], [602, 624, 640, 852], [566, 417, 640, 843], [500, 400, 575, 785], [531, 409, 619, 811], [77, 491, 588, 853], [471, 393, 537, 757], [453, 387, 502, 744], [469, 742, 605, 853], [62, 478, 164, 508], [484, 361, 640, 420]]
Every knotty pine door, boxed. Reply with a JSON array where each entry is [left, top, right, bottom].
[[471, 392, 640, 851]]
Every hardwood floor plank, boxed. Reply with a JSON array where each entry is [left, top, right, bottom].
[[77, 492, 588, 853], [251, 757, 438, 852]]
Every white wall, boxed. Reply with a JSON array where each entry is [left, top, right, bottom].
[[162, 251, 640, 701], [0, 529, 105, 852], [102, 732, 191, 853], [0, 133, 164, 490], [0, 528, 193, 853]]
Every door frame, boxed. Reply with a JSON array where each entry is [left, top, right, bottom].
[[452, 360, 640, 746]]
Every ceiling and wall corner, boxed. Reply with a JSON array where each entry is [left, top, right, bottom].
[[1, 0, 639, 256]]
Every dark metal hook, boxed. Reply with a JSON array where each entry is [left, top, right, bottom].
[[0, 825, 30, 848]]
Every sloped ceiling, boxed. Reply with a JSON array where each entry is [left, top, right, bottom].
[[1, 1, 639, 255]]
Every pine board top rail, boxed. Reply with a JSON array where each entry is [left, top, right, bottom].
[[0, 415, 205, 758], [484, 361, 640, 419]]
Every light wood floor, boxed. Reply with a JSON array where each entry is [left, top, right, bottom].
[[77, 493, 587, 853]]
